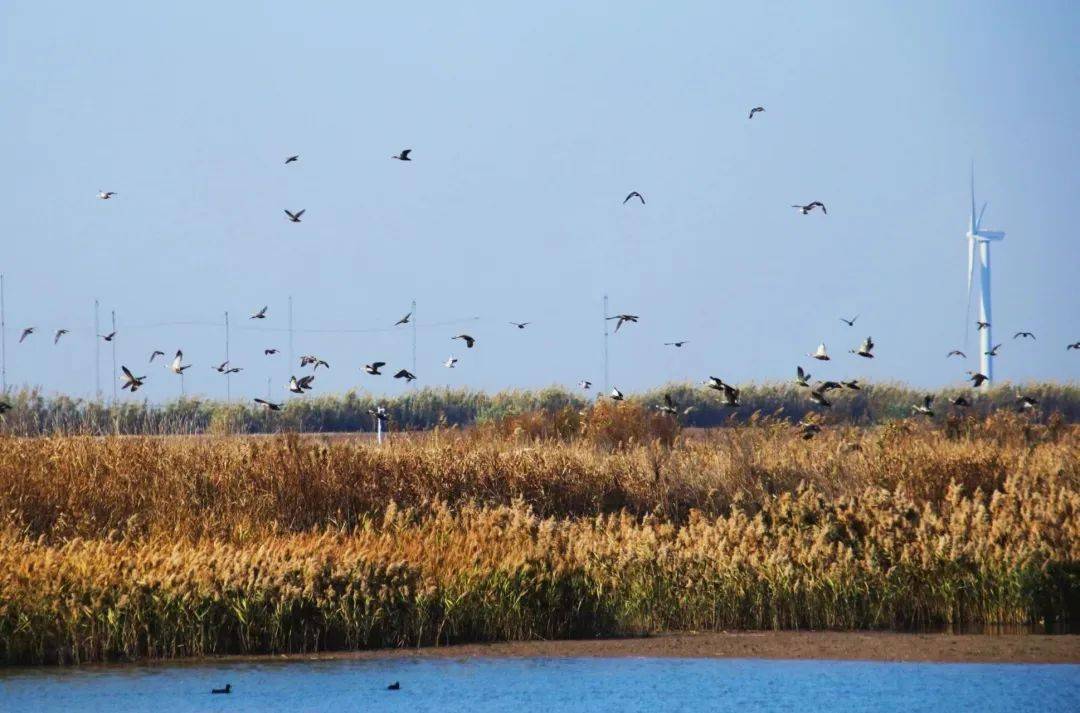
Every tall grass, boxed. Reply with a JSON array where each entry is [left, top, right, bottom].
[[0, 406, 1076, 664]]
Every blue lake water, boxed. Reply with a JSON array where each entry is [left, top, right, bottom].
[[1, 657, 1078, 712]]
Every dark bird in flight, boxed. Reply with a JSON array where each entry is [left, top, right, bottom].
[[394, 369, 417, 382], [387, 682, 401, 691], [285, 155, 299, 164], [984, 344, 1002, 357], [912, 395, 935, 417], [452, 334, 476, 348], [314, 359, 330, 370], [809, 390, 831, 408], [250, 306, 268, 319], [19, 327, 34, 343], [1013, 331, 1035, 340], [264, 349, 279, 355], [839, 315, 858, 327], [120, 366, 146, 393], [947, 350, 967, 359], [54, 329, 69, 344], [211, 684, 231, 695], [288, 375, 315, 393], [795, 366, 812, 388], [391, 149, 412, 161], [798, 421, 821, 440], [851, 336, 875, 359], [100, 331, 116, 342], [395, 312, 412, 326], [300, 355, 317, 368], [369, 406, 389, 425], [792, 201, 826, 215], [950, 395, 970, 407], [718, 382, 741, 407], [578, 380, 592, 390], [254, 398, 282, 411], [749, 106, 765, 119], [149, 350, 165, 362], [608, 314, 639, 333], [842, 380, 861, 390], [976, 321, 990, 331], [509, 322, 530, 329], [609, 387, 624, 401], [967, 371, 989, 387], [1017, 394, 1038, 411], [816, 380, 843, 392], [664, 341, 689, 347], [97, 191, 117, 200], [657, 393, 679, 415], [212, 361, 231, 373], [623, 191, 645, 205], [1068, 342, 1080, 351], [222, 367, 242, 375], [364, 361, 386, 375], [284, 209, 305, 223]]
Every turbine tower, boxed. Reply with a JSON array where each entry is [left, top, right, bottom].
[[965, 168, 1005, 385]]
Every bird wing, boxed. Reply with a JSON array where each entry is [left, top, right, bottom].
[[121, 365, 134, 381], [372, 362, 386, 369], [295, 209, 305, 218], [401, 149, 412, 159]]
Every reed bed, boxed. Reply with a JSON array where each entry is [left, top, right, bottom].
[[0, 406, 1077, 664]]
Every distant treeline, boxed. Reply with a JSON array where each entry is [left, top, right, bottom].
[[0, 382, 1077, 436]]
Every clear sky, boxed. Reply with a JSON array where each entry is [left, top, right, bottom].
[[1, 1, 1077, 402]]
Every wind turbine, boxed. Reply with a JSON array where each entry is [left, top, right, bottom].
[[965, 167, 1005, 385]]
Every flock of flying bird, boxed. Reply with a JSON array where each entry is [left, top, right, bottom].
[[3, 109, 1077, 429]]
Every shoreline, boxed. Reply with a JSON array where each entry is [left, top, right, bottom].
[[40, 632, 1079, 669]]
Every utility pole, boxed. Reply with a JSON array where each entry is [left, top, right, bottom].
[[411, 298, 417, 376], [94, 299, 101, 400], [111, 310, 117, 401], [603, 294, 610, 394], [224, 311, 231, 401], [0, 273, 6, 394]]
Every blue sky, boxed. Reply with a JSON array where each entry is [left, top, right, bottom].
[[1, 1, 1077, 402]]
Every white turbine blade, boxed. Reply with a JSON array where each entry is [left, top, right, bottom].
[[970, 161, 976, 232], [977, 202, 987, 232]]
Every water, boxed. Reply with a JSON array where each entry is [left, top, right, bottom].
[[1, 657, 1077, 712]]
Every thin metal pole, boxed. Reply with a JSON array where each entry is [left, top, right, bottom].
[[111, 310, 117, 401], [411, 298, 417, 376], [224, 311, 231, 401], [288, 295, 294, 375], [0, 273, 6, 394], [603, 294, 609, 394], [94, 299, 101, 400]]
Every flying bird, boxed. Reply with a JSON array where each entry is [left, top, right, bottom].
[[657, 393, 678, 415], [609, 387, 624, 401], [313, 359, 330, 370], [578, 380, 592, 390], [748, 106, 765, 119], [444, 356, 458, 368], [364, 361, 386, 375], [976, 321, 990, 331], [284, 155, 299, 164], [792, 201, 826, 215], [19, 327, 34, 343], [851, 336, 875, 359], [839, 315, 858, 327], [119, 366, 146, 392], [149, 350, 165, 362], [911, 395, 935, 417], [299, 355, 317, 368], [170, 351, 191, 374], [808, 343, 830, 361], [212, 361, 230, 373], [1068, 342, 1080, 351], [369, 406, 389, 425], [264, 349, 279, 355], [222, 367, 242, 375], [947, 350, 967, 359], [1013, 331, 1035, 340], [391, 149, 412, 161], [623, 191, 645, 205], [809, 390, 831, 408], [284, 209, 305, 223], [100, 331, 116, 342], [1016, 394, 1038, 411], [718, 382, 741, 408], [967, 371, 989, 388], [607, 314, 639, 333], [53, 329, 69, 344], [395, 312, 412, 326], [664, 341, 689, 348], [949, 395, 970, 407], [842, 380, 861, 390], [509, 322, 530, 329], [394, 369, 417, 382], [250, 306, 268, 319], [452, 334, 476, 348], [795, 366, 812, 388], [288, 375, 315, 393], [97, 191, 117, 200], [984, 344, 1002, 357], [816, 380, 843, 392], [254, 398, 282, 411], [798, 422, 822, 440]]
